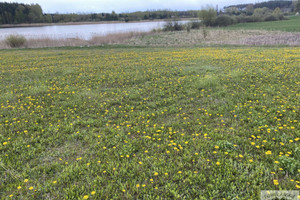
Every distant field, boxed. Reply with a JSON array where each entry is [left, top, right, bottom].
[[0, 46, 299, 199], [225, 16, 300, 32]]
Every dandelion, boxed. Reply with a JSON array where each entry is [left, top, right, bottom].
[[136, 184, 140, 188], [29, 187, 33, 190], [178, 171, 182, 174], [91, 191, 96, 195], [154, 172, 158, 176], [273, 180, 279, 185], [216, 162, 220, 165], [24, 179, 29, 183], [17, 186, 22, 189], [265, 151, 272, 155], [83, 195, 89, 199]]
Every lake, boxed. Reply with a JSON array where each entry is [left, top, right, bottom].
[[0, 21, 188, 40]]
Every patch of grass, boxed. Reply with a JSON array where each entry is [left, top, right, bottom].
[[224, 16, 300, 32], [0, 46, 299, 199]]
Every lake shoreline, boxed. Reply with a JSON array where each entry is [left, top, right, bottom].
[[0, 18, 198, 28]]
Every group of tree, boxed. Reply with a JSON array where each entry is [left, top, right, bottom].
[[224, 0, 298, 12], [1, 1, 299, 25], [0, 2, 199, 25], [0, 2, 45, 24], [200, 0, 300, 27]]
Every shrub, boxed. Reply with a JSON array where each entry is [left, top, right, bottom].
[[190, 20, 201, 29], [5, 34, 27, 48], [163, 20, 185, 32], [214, 15, 236, 26], [264, 14, 278, 21]]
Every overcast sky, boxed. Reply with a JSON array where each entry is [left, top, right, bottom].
[[5, 0, 262, 13]]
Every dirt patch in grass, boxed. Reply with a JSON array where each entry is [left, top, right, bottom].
[[126, 29, 300, 47]]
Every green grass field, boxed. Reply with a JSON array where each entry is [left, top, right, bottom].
[[0, 46, 299, 199], [225, 16, 300, 32]]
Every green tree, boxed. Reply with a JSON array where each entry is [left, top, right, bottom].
[[296, 0, 300, 12], [272, 7, 283, 20], [245, 4, 254, 15], [199, 7, 217, 26], [15, 5, 26, 23], [28, 4, 43, 23], [253, 7, 271, 17]]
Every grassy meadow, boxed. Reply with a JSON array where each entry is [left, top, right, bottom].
[[225, 15, 300, 32], [0, 46, 299, 199]]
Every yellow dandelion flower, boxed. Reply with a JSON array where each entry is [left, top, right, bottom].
[[17, 186, 22, 189], [29, 187, 33, 190], [83, 195, 89, 199], [273, 180, 279, 185], [24, 179, 29, 183], [136, 184, 140, 188], [91, 191, 96, 195], [265, 151, 272, 155], [216, 162, 220, 165]]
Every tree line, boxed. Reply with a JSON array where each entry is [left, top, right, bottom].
[[0, 2, 198, 25], [199, 0, 300, 27], [0, 3, 45, 24], [1, 1, 299, 25], [225, 0, 297, 11]]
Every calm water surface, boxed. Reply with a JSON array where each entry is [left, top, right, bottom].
[[0, 21, 187, 40]]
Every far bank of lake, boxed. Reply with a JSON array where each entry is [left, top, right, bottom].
[[0, 20, 191, 40]]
